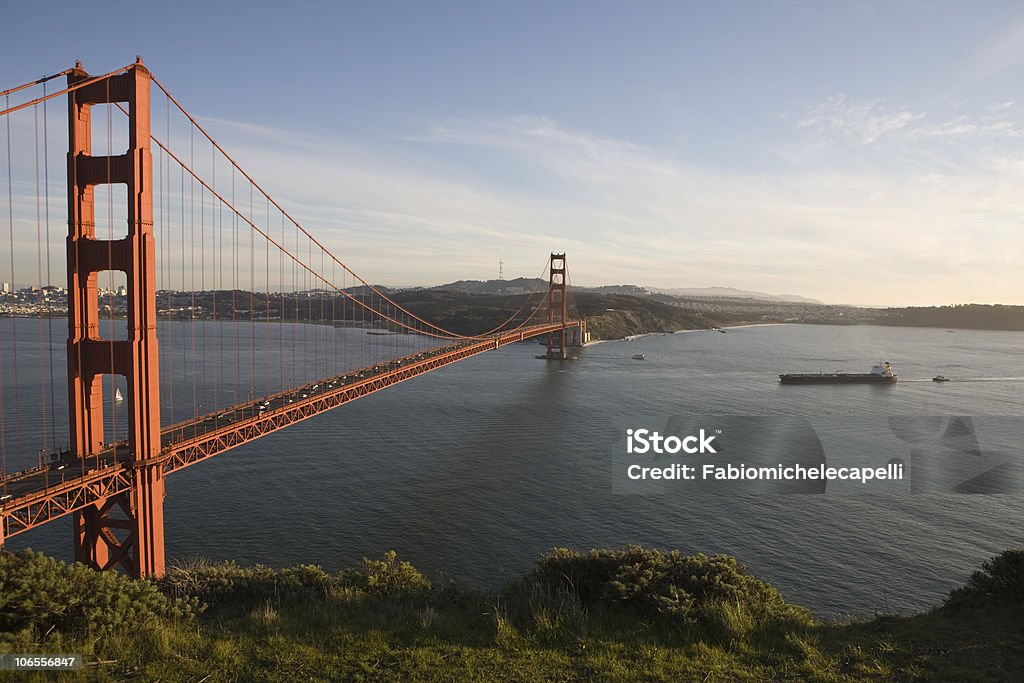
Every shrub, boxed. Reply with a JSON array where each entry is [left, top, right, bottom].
[[160, 558, 278, 605], [0, 550, 197, 638], [946, 548, 1024, 609], [340, 550, 431, 599], [526, 546, 808, 630], [278, 563, 334, 597], [163, 553, 431, 605], [160, 558, 333, 605], [434, 579, 483, 610]]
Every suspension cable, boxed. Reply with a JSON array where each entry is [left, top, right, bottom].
[[118, 79, 557, 342], [144, 128, 468, 340], [0, 67, 75, 98], [0, 64, 137, 118], [472, 259, 552, 336], [148, 74, 480, 340]]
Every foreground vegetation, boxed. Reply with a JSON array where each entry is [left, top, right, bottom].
[[1, 546, 1022, 681]]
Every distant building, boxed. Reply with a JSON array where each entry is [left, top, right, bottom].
[[117, 285, 127, 297], [1, 281, 8, 294]]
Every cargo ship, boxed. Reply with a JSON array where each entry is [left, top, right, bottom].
[[779, 362, 897, 384]]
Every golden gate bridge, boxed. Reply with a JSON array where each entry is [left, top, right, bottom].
[[0, 59, 584, 578]]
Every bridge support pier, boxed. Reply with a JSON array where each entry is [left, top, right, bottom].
[[67, 60, 165, 578]]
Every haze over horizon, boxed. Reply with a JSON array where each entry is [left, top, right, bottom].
[[3, 2, 1024, 307]]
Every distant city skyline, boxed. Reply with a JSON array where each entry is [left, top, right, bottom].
[[3, 2, 1024, 306]]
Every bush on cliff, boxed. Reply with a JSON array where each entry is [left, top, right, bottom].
[[945, 548, 1024, 609], [0, 550, 197, 639], [510, 545, 812, 644]]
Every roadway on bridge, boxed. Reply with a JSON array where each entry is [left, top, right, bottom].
[[1, 341, 473, 501]]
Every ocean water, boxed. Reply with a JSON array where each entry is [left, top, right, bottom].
[[2, 320, 1022, 618]]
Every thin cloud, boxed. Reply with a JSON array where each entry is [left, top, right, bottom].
[[189, 113, 1024, 305], [5, 106, 1023, 305], [797, 94, 1024, 147], [798, 94, 923, 145]]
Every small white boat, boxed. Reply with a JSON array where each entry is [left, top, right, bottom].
[[632, 353, 646, 360], [114, 388, 124, 402]]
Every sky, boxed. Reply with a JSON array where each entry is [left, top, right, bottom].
[[3, 1, 1024, 306]]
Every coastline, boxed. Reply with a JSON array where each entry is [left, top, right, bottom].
[[586, 322, 792, 346]]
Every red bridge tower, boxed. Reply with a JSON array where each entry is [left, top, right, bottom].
[[545, 253, 568, 359], [66, 59, 165, 578]]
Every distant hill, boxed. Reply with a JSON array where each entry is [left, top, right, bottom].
[[385, 290, 716, 340], [344, 284, 394, 295], [427, 278, 547, 296], [586, 284, 651, 296], [428, 280, 820, 304], [570, 292, 716, 339], [872, 303, 1024, 331], [649, 286, 823, 304]]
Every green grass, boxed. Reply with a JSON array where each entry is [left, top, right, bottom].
[[1, 547, 1022, 682]]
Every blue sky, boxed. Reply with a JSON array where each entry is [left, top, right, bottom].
[[3, 1, 1024, 305]]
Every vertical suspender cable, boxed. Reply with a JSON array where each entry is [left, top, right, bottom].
[[332, 257, 337, 375], [359, 275, 364, 370], [70, 88, 84, 479], [249, 182, 255, 407], [212, 150, 221, 417], [301, 233, 307, 383], [279, 212, 285, 394], [343, 269, 348, 371], [199, 140, 207, 421], [262, 194, 266, 395], [190, 122, 197, 422], [263, 196, 268, 397], [308, 238, 313, 380], [5, 93, 21, 468], [43, 83, 57, 451], [1, 95, 9, 479], [322, 251, 327, 379], [156, 101, 163, 416], [34, 104, 48, 456], [212, 145, 220, 418], [231, 167, 238, 405], [106, 80, 116, 456], [291, 224, 297, 389], [167, 102, 179, 427]]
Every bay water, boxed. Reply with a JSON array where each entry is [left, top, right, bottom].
[[3, 320, 1022, 617]]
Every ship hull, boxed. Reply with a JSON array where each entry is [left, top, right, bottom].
[[779, 374, 898, 384]]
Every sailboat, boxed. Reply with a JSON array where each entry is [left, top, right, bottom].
[[114, 388, 124, 402]]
